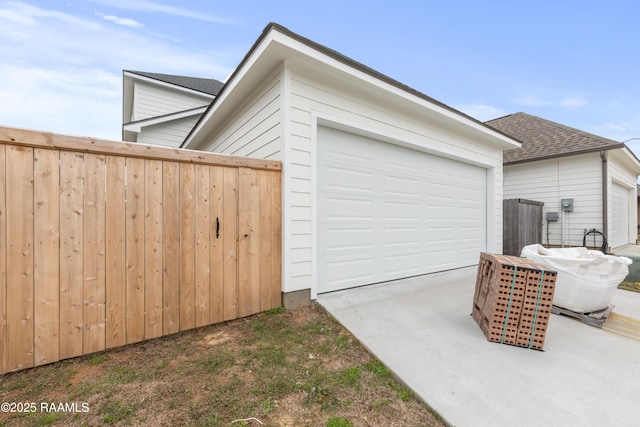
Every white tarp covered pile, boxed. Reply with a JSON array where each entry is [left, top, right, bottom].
[[520, 244, 631, 313]]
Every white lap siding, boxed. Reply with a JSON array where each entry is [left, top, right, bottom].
[[503, 153, 603, 247], [200, 74, 282, 161], [138, 116, 202, 148], [133, 82, 211, 121]]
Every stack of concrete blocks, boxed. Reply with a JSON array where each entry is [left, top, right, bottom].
[[472, 252, 557, 350]]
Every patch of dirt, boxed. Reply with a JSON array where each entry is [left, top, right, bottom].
[[69, 363, 103, 388], [272, 392, 310, 426], [200, 329, 234, 346]]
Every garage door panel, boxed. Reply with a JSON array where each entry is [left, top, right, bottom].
[[321, 130, 375, 158], [322, 227, 375, 253], [384, 200, 421, 220], [383, 252, 422, 277], [384, 174, 422, 198], [322, 196, 375, 220], [318, 125, 487, 293], [385, 158, 424, 175], [322, 165, 375, 194], [384, 226, 421, 247], [424, 249, 458, 271], [428, 181, 455, 197], [324, 257, 377, 289], [427, 206, 456, 221], [611, 183, 630, 248]]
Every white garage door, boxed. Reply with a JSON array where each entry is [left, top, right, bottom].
[[317, 126, 487, 293], [611, 183, 630, 248]]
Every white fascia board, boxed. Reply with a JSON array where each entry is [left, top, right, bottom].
[[123, 107, 207, 133], [614, 146, 640, 174]]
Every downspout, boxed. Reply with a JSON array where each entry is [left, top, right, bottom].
[[600, 150, 608, 245]]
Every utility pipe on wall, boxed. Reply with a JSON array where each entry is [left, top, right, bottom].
[[600, 150, 608, 242]]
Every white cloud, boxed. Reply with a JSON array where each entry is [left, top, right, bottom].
[[457, 104, 508, 122], [602, 121, 636, 133], [0, 1, 238, 140], [99, 13, 143, 28], [0, 65, 121, 139], [5, 1, 102, 29], [0, 8, 36, 25], [516, 95, 547, 107], [592, 121, 640, 143], [90, 0, 234, 24], [516, 92, 588, 110], [559, 96, 587, 109]]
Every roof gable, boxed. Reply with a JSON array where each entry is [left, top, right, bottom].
[[486, 112, 623, 164], [125, 70, 224, 96], [182, 22, 520, 150]]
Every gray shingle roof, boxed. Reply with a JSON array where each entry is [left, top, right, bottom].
[[486, 112, 624, 164], [126, 70, 224, 96]]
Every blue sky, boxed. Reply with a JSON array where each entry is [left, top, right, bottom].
[[2, 0, 640, 154]]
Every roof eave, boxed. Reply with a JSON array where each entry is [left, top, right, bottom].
[[183, 23, 521, 150], [504, 144, 623, 166], [123, 70, 217, 99], [123, 106, 208, 133]]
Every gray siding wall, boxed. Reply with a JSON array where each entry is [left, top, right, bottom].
[[133, 82, 211, 121], [503, 153, 603, 247], [138, 115, 202, 148]]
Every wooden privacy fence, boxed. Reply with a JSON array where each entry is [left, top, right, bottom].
[[0, 127, 282, 375]]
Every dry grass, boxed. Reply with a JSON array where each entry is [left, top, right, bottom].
[[0, 304, 443, 427], [618, 281, 640, 293]]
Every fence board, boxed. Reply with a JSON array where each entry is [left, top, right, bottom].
[[105, 156, 126, 349], [0, 126, 282, 375], [33, 149, 60, 366], [195, 165, 211, 327], [6, 146, 35, 371], [83, 154, 106, 354], [0, 126, 281, 171], [180, 163, 196, 330], [145, 160, 163, 339], [59, 152, 84, 360], [223, 168, 238, 321], [0, 145, 6, 374], [125, 158, 145, 344], [270, 172, 282, 309], [162, 162, 180, 335], [238, 168, 261, 317], [209, 166, 225, 323], [260, 171, 275, 311]]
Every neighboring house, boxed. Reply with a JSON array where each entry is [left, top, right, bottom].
[[487, 112, 640, 250], [122, 70, 224, 147], [637, 184, 640, 234], [125, 23, 520, 305]]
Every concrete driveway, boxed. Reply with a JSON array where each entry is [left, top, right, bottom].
[[318, 267, 640, 427]]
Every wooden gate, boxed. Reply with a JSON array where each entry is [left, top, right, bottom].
[[503, 198, 544, 256], [0, 127, 282, 374]]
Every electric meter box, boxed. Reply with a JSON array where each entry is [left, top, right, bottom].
[[560, 198, 574, 212]]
